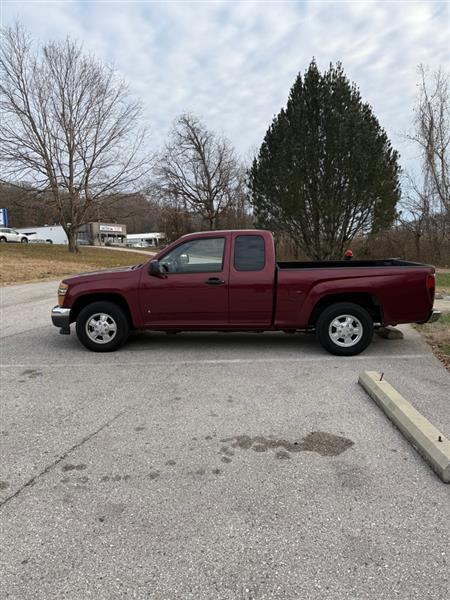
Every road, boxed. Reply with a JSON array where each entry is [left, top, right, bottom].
[[1, 281, 449, 599]]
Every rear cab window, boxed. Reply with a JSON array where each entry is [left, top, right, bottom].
[[234, 235, 265, 271]]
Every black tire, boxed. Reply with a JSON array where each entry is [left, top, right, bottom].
[[316, 302, 373, 356], [0, 237, 6, 243], [76, 301, 129, 352], [46, 239, 53, 244], [21, 237, 28, 243]]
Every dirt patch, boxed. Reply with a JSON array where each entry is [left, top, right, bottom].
[[0, 244, 149, 285], [415, 312, 450, 372], [221, 431, 354, 457]]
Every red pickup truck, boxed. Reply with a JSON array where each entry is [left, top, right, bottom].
[[51, 229, 439, 355]]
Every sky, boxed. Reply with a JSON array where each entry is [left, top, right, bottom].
[[1, 0, 449, 173]]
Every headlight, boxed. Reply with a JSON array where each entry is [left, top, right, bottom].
[[57, 282, 69, 306]]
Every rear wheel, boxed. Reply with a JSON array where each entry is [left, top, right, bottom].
[[76, 301, 129, 352], [316, 302, 373, 356], [0, 237, 6, 243]]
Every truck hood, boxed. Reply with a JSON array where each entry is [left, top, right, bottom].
[[63, 264, 143, 285]]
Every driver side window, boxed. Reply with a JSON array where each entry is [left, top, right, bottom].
[[159, 237, 225, 274]]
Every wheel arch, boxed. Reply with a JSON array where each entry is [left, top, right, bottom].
[[308, 292, 382, 327], [70, 293, 135, 328]]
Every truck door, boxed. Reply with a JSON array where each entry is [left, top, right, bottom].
[[229, 233, 275, 326], [140, 235, 230, 326]]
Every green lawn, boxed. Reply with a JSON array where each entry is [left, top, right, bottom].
[[436, 271, 450, 293]]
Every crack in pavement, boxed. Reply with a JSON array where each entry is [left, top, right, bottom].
[[0, 409, 127, 510]]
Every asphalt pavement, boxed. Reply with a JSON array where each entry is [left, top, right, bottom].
[[1, 280, 449, 599]]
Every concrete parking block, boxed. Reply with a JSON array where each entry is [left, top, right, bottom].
[[359, 371, 450, 483]]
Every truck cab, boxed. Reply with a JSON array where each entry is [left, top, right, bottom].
[[140, 230, 275, 328]]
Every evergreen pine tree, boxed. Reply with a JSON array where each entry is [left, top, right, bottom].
[[249, 60, 401, 259]]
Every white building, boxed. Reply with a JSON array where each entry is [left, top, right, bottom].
[[15, 225, 68, 244], [126, 232, 166, 248]]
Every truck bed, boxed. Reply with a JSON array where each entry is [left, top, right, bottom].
[[275, 258, 434, 329]]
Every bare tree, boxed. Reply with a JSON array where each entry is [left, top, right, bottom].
[[400, 65, 450, 259], [156, 114, 244, 229], [407, 65, 450, 215], [0, 24, 150, 251], [398, 172, 434, 260]]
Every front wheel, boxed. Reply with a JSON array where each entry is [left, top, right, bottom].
[[21, 237, 28, 243], [0, 237, 6, 243], [316, 302, 373, 356], [76, 301, 129, 352]]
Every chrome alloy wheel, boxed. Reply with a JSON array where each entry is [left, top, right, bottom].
[[328, 314, 363, 348], [85, 313, 117, 344]]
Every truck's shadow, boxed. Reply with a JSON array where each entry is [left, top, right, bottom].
[[37, 326, 407, 360], [125, 330, 323, 353], [121, 329, 406, 358]]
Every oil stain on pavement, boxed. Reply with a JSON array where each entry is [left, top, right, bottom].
[[221, 431, 354, 458], [61, 463, 87, 472], [20, 369, 42, 379]]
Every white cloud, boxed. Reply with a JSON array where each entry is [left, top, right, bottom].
[[2, 0, 449, 172]]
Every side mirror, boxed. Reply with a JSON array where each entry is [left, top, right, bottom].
[[149, 260, 162, 275], [179, 253, 189, 265]]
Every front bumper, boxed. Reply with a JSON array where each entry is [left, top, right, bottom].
[[51, 306, 71, 334]]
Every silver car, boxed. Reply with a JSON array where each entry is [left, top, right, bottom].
[[0, 228, 29, 243]]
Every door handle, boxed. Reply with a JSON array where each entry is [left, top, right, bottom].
[[205, 277, 225, 285]]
